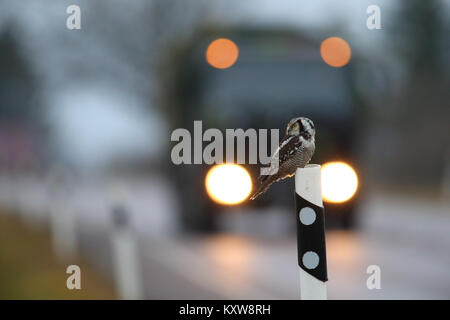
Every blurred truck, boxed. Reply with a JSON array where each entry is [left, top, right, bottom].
[[160, 27, 365, 232]]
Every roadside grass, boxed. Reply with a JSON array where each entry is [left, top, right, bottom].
[[0, 211, 115, 299]]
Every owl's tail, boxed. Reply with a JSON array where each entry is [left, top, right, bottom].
[[249, 174, 277, 200]]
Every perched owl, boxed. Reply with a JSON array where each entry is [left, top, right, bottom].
[[250, 117, 316, 200]]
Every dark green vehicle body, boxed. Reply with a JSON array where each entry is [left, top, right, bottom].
[[161, 28, 364, 232]]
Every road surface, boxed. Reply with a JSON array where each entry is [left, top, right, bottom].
[[2, 173, 450, 299]]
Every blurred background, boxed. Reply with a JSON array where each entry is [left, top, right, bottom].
[[0, 0, 449, 299]]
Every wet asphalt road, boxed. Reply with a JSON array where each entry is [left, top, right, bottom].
[[78, 187, 450, 299]]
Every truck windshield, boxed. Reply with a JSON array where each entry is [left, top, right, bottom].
[[202, 60, 353, 118]]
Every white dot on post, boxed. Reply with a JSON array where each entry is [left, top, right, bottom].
[[299, 207, 316, 225], [303, 251, 320, 269]]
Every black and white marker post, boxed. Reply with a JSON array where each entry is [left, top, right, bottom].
[[295, 164, 327, 300]]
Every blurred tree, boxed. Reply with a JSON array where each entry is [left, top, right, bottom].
[[48, 0, 211, 102], [0, 27, 37, 121], [381, 0, 450, 187], [390, 0, 444, 77], [0, 26, 44, 170]]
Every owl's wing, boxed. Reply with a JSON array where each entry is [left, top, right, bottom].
[[279, 135, 303, 163], [259, 135, 302, 181]]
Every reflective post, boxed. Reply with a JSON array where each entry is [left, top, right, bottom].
[[295, 164, 327, 300]]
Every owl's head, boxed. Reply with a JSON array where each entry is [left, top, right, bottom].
[[286, 117, 315, 140]]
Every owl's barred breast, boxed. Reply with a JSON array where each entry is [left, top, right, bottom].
[[277, 142, 315, 180]]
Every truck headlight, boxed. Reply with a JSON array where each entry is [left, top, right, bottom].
[[321, 161, 358, 203], [205, 164, 252, 205]]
